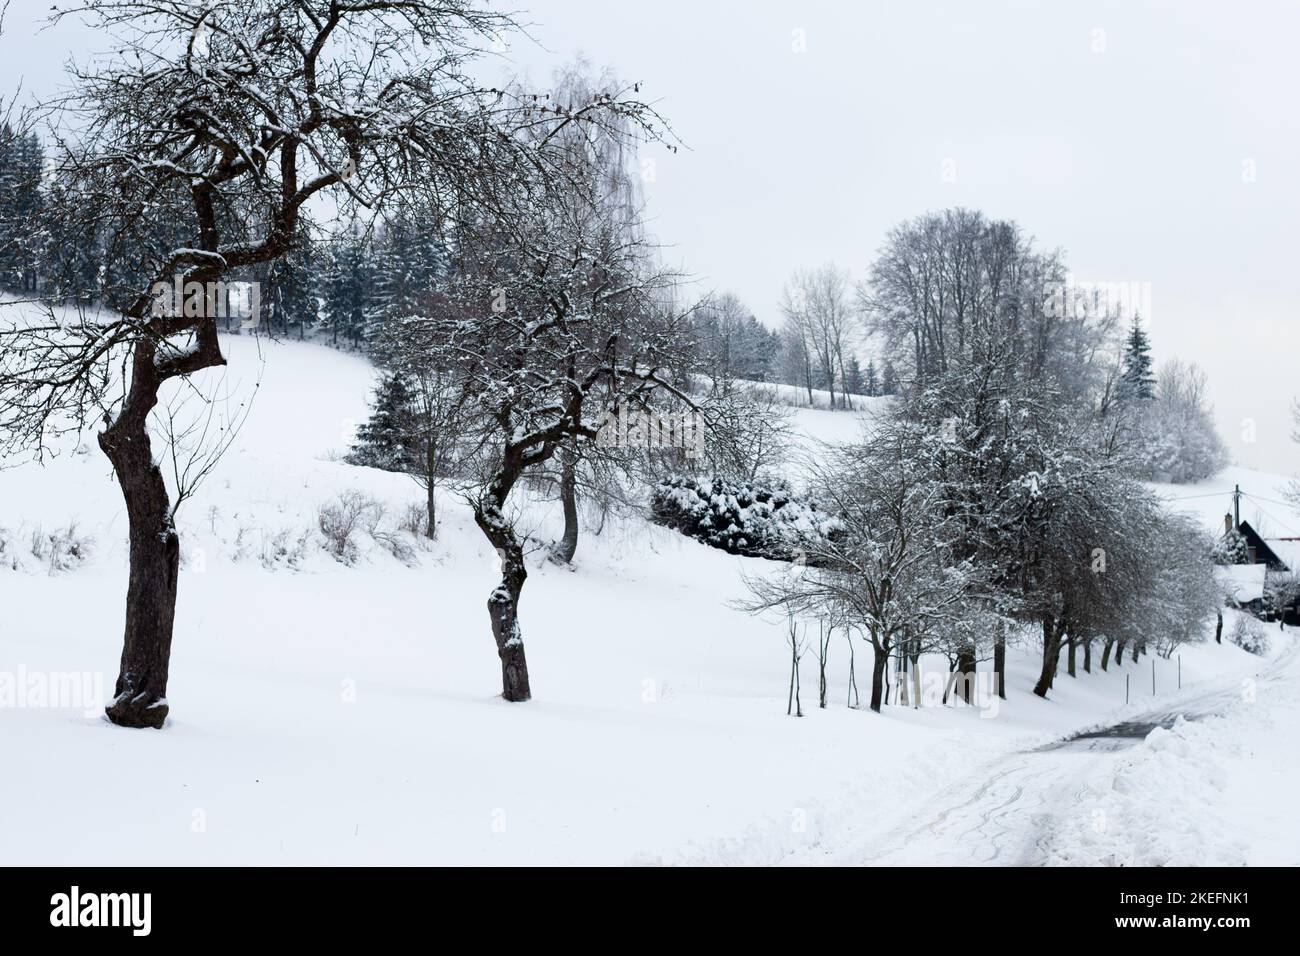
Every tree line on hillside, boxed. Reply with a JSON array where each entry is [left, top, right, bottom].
[[3, 122, 904, 400]]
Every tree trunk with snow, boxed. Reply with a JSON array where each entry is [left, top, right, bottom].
[[956, 643, 976, 704], [816, 623, 830, 709], [898, 641, 910, 707], [100, 416, 178, 727], [474, 477, 532, 702], [99, 340, 223, 727], [869, 637, 889, 713], [1032, 615, 1063, 698], [552, 439, 579, 564], [942, 666, 958, 706], [910, 651, 921, 709], [424, 444, 438, 540], [845, 630, 859, 708]]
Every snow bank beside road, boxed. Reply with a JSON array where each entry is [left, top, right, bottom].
[[1039, 636, 1300, 866]]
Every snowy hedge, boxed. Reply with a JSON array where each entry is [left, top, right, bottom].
[[649, 475, 843, 562], [1229, 615, 1271, 657]]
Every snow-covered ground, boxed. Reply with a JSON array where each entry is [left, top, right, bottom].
[[779, 620, 1298, 867], [1, 332, 1296, 865]]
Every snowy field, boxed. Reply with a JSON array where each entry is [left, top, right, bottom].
[[1, 332, 1295, 866]]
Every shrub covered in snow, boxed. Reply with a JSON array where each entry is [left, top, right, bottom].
[[649, 475, 843, 562], [318, 490, 384, 565], [0, 522, 93, 574], [1211, 527, 1250, 565], [315, 490, 422, 567], [1229, 614, 1271, 656], [259, 528, 312, 571]]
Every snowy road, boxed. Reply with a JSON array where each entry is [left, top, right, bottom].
[[798, 636, 1300, 867]]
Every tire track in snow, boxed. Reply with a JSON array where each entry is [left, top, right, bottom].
[[819, 639, 1300, 866]]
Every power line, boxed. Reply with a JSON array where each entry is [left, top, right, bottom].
[[1159, 485, 1300, 534], [1242, 491, 1298, 510], [1240, 494, 1300, 537]]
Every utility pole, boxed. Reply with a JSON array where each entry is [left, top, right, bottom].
[[1234, 484, 1242, 530]]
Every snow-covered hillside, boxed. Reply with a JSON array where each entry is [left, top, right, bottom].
[[1, 333, 1294, 865]]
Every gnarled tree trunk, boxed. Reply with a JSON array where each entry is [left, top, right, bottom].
[[100, 412, 178, 728], [99, 334, 223, 728], [474, 474, 532, 702]]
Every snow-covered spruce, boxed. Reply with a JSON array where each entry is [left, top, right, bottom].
[[649, 475, 843, 562]]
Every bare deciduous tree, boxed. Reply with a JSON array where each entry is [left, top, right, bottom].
[[743, 429, 973, 713], [780, 264, 853, 409]]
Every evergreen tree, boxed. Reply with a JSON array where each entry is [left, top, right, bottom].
[[1212, 527, 1250, 565], [39, 179, 103, 303], [323, 235, 370, 347], [844, 355, 864, 396], [880, 360, 900, 396], [0, 126, 45, 292], [762, 326, 782, 383], [365, 210, 447, 346], [99, 182, 193, 314], [732, 314, 771, 381], [1119, 314, 1156, 402], [349, 373, 417, 471], [265, 234, 319, 338], [864, 358, 880, 397]]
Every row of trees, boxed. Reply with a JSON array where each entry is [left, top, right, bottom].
[[745, 211, 1222, 712]]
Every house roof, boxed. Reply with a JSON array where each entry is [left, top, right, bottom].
[[1214, 564, 1267, 603], [1237, 521, 1288, 570], [1264, 538, 1300, 574]]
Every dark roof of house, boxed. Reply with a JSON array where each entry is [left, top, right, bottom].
[[1237, 521, 1289, 571]]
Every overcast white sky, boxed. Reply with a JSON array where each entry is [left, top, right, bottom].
[[3, 0, 1298, 476]]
